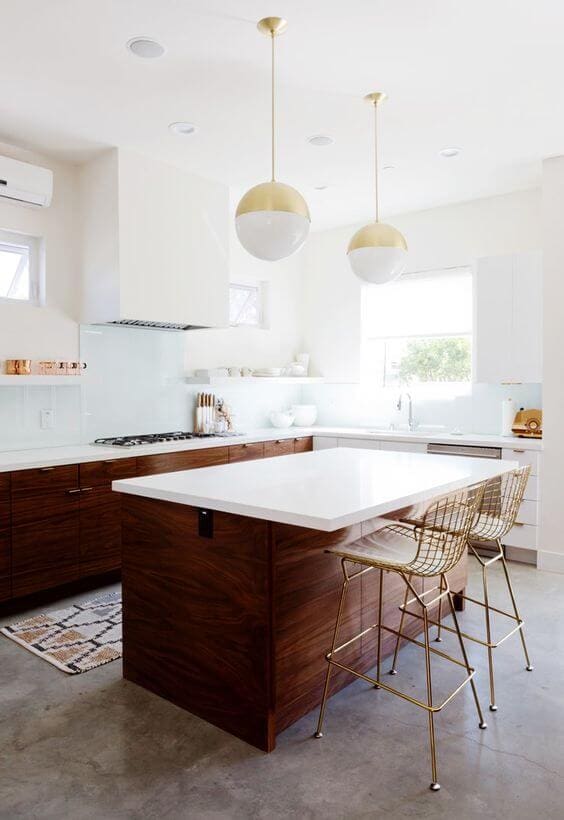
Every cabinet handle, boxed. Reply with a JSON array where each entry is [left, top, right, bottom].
[[66, 488, 81, 495], [512, 449, 525, 454], [80, 486, 93, 493], [39, 466, 55, 472], [242, 444, 248, 448], [276, 440, 281, 444]]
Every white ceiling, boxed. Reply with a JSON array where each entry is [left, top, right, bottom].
[[1, 0, 562, 228]]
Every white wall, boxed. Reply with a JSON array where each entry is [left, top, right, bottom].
[[0, 142, 81, 360], [302, 189, 542, 382], [184, 218, 305, 372], [539, 157, 564, 572]]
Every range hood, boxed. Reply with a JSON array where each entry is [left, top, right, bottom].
[[80, 148, 229, 331]]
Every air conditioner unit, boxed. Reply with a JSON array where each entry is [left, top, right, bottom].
[[0, 155, 53, 207]]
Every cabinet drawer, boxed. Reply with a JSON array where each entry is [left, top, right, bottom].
[[516, 499, 538, 526], [502, 523, 538, 550], [12, 514, 80, 597], [313, 436, 338, 450], [264, 439, 295, 458], [12, 487, 80, 527], [501, 448, 540, 476], [11, 463, 79, 492], [80, 487, 122, 577], [80, 457, 137, 487], [136, 447, 228, 477], [338, 438, 380, 450], [0, 472, 10, 530], [523, 474, 540, 501], [293, 436, 313, 453], [380, 441, 427, 453], [0, 529, 10, 602], [229, 442, 264, 463]]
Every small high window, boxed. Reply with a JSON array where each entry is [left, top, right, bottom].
[[0, 229, 41, 304], [229, 282, 264, 327]]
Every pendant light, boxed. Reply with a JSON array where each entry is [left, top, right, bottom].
[[348, 92, 407, 283], [235, 17, 310, 261]]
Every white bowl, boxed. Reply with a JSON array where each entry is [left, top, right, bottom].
[[291, 404, 317, 426], [269, 411, 294, 429]]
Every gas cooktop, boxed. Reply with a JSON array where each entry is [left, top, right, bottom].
[[93, 431, 236, 448]]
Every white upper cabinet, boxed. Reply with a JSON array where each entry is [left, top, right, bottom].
[[80, 148, 229, 329], [473, 251, 542, 383]]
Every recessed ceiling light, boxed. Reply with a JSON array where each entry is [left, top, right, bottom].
[[127, 37, 166, 59], [169, 122, 198, 136], [439, 146, 461, 158], [313, 184, 329, 190], [307, 134, 334, 147], [383, 164, 396, 171]]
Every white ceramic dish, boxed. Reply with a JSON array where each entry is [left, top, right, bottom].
[[269, 410, 294, 429], [291, 404, 317, 426]]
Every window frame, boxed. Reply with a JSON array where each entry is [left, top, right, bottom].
[[229, 281, 266, 328], [0, 228, 42, 306], [361, 266, 473, 388]]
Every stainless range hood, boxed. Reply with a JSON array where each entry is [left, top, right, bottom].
[[80, 149, 229, 331]]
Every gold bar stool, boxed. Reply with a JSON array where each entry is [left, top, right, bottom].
[[433, 465, 534, 711], [314, 486, 488, 792]]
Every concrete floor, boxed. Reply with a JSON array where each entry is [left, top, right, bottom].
[[1, 560, 563, 820]]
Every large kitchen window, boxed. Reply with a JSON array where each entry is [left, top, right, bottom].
[[0, 229, 41, 304], [362, 267, 472, 389]]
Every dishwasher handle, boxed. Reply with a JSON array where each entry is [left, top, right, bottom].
[[427, 443, 502, 459]]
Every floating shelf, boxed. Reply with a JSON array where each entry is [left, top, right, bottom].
[[0, 375, 84, 386], [185, 376, 324, 385]]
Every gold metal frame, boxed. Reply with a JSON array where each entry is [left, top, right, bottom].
[[314, 561, 487, 792], [434, 467, 534, 710]]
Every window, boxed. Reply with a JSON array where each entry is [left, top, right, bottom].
[[362, 268, 472, 388], [229, 282, 263, 327], [0, 229, 41, 304]]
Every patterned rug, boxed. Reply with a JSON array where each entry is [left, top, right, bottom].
[[1, 591, 122, 674]]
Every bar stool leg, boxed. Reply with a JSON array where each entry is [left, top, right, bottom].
[[482, 562, 497, 711], [435, 575, 444, 643], [422, 604, 440, 791], [314, 563, 349, 739], [390, 573, 411, 675], [374, 568, 384, 688], [446, 581, 488, 732], [498, 540, 534, 672]]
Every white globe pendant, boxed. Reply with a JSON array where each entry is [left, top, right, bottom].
[[235, 18, 310, 262], [348, 221, 407, 284], [348, 92, 408, 284], [235, 181, 310, 261]]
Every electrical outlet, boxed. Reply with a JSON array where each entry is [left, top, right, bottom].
[[40, 409, 55, 429]]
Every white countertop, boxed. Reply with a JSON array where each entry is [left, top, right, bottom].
[[0, 426, 541, 472], [113, 448, 519, 531]]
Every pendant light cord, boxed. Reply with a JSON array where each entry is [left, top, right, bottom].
[[373, 101, 379, 223], [271, 31, 276, 181]]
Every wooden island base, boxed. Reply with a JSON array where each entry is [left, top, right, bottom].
[[121, 494, 467, 752]]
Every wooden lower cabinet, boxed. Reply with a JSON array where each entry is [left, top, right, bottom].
[[0, 529, 10, 602], [136, 447, 228, 477], [12, 512, 80, 597], [293, 436, 313, 453], [264, 439, 295, 458], [228, 442, 265, 463], [79, 486, 122, 577]]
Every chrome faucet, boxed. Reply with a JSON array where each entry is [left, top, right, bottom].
[[397, 392, 414, 431]]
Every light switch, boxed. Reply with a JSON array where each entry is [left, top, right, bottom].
[[40, 409, 55, 429]]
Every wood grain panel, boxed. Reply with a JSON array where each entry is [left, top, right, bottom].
[[0, 529, 10, 602], [121, 495, 274, 751], [135, 447, 228, 477], [11, 464, 78, 492], [12, 487, 80, 526], [272, 521, 363, 734], [263, 439, 295, 459], [80, 457, 137, 487], [228, 442, 265, 463], [0, 473, 10, 530], [293, 437, 313, 453], [12, 514, 80, 597], [80, 486, 122, 576]]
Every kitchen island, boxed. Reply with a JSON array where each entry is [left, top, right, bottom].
[[114, 447, 518, 751]]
